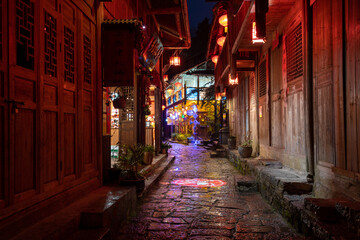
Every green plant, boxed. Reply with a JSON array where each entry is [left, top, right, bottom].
[[144, 144, 155, 152], [176, 133, 187, 141], [114, 144, 145, 179], [171, 133, 178, 140], [240, 132, 252, 147], [144, 104, 151, 115], [161, 141, 172, 150]]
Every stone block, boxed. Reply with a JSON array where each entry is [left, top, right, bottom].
[[282, 182, 313, 195], [304, 198, 340, 223]]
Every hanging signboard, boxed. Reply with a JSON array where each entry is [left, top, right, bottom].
[[139, 34, 164, 71]]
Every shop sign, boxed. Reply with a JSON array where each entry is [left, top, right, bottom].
[[139, 34, 163, 71]]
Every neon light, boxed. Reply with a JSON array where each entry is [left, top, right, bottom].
[[172, 178, 227, 188]]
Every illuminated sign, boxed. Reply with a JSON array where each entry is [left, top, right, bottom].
[[172, 178, 227, 188]]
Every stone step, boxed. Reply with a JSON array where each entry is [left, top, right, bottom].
[[335, 200, 360, 236], [11, 187, 136, 240], [210, 151, 226, 158], [68, 228, 111, 240], [237, 181, 258, 193], [259, 159, 283, 169], [304, 198, 341, 223]]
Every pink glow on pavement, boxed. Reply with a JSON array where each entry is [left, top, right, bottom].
[[172, 178, 227, 188]]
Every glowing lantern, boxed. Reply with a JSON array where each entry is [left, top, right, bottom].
[[252, 22, 265, 44], [162, 105, 166, 110], [167, 89, 173, 95], [175, 82, 182, 88], [170, 56, 181, 66], [217, 36, 226, 47], [219, 14, 228, 27], [211, 55, 219, 64], [163, 75, 168, 81], [229, 73, 238, 85]]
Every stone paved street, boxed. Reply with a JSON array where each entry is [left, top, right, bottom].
[[116, 143, 305, 239]]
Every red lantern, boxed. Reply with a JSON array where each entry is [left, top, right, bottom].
[[217, 36, 226, 47], [211, 55, 219, 64], [170, 56, 181, 66]]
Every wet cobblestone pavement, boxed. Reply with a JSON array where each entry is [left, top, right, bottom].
[[116, 143, 305, 239]]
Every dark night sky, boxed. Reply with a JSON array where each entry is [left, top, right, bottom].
[[187, 0, 216, 35]]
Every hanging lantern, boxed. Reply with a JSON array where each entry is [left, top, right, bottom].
[[219, 14, 228, 27], [175, 82, 182, 88], [163, 75, 168, 81], [252, 22, 265, 44], [167, 89, 173, 95], [211, 55, 219, 64], [162, 105, 166, 110], [217, 36, 226, 47], [170, 56, 181, 66], [229, 73, 238, 85]]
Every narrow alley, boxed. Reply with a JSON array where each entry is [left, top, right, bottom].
[[116, 143, 303, 240]]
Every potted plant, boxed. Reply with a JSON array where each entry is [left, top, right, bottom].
[[228, 136, 236, 150], [116, 144, 146, 195], [143, 145, 155, 165], [143, 104, 151, 115], [161, 141, 172, 155], [238, 132, 252, 158]]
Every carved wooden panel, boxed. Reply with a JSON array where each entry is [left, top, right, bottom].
[[44, 84, 57, 106], [16, 0, 35, 70], [64, 90, 75, 107], [64, 113, 75, 176], [83, 111, 92, 164], [14, 109, 36, 194], [44, 11, 57, 77], [15, 77, 35, 101], [64, 26, 75, 83], [83, 35, 91, 84], [43, 111, 58, 183]]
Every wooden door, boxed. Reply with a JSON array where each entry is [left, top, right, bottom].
[[0, 0, 8, 209], [345, 0, 360, 172], [0, 0, 99, 218], [312, 0, 335, 166], [9, 0, 40, 204]]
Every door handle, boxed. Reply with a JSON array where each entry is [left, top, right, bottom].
[[4, 99, 25, 113]]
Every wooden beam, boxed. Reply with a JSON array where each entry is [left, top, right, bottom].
[[175, 14, 183, 40], [148, 7, 182, 15]]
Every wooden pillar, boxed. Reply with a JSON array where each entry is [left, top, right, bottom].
[[304, 0, 315, 178], [155, 88, 161, 155]]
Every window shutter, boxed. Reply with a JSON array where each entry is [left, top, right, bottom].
[[258, 60, 266, 97], [286, 23, 303, 82]]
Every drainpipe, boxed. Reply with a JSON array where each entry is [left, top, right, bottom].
[[304, 0, 314, 181]]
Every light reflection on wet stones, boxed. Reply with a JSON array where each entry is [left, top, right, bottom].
[[115, 143, 304, 239]]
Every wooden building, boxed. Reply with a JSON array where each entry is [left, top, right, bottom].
[[207, 0, 360, 201], [0, 0, 190, 237]]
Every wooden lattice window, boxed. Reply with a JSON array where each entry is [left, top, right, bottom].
[[44, 11, 57, 77], [286, 23, 303, 82], [120, 87, 134, 121], [16, 0, 35, 70], [83, 35, 91, 84], [64, 26, 75, 83], [258, 60, 267, 97]]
